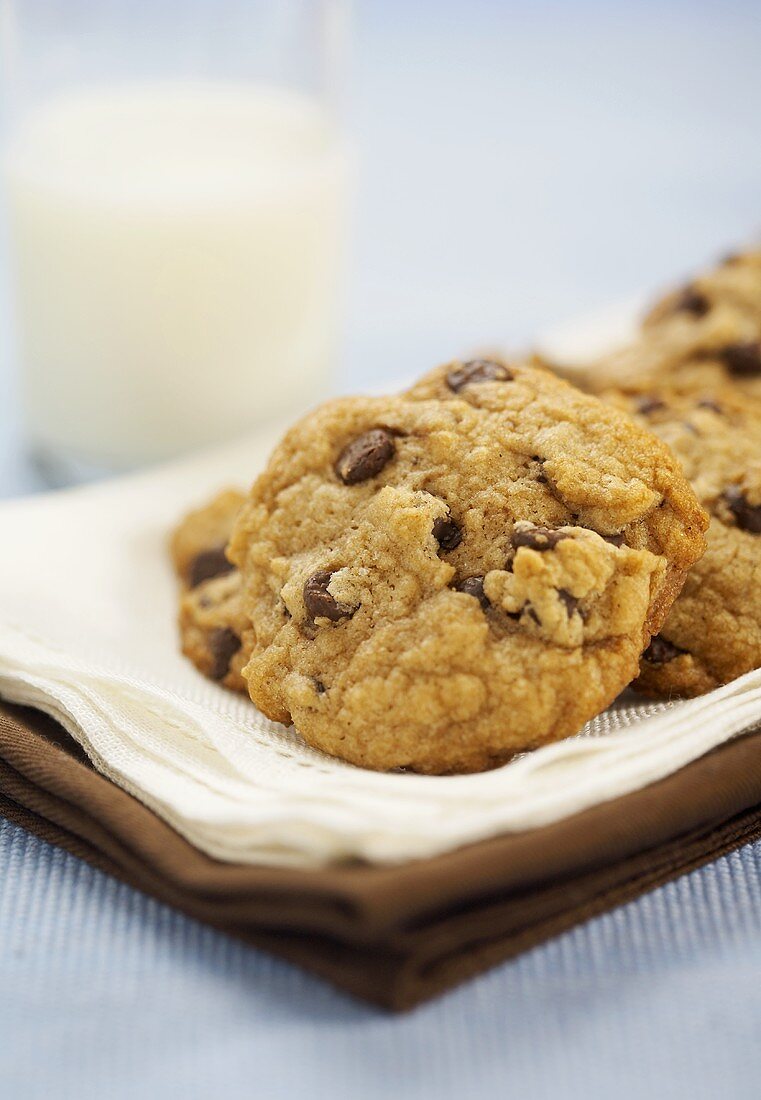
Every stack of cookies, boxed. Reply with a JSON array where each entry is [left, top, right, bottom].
[[546, 248, 761, 699], [170, 248, 760, 775], [171, 360, 707, 773]]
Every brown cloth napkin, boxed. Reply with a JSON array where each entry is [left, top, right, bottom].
[[1, 700, 760, 1012]]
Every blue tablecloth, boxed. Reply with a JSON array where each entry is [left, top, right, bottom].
[[1, 819, 759, 1099], [1, 2, 760, 1095]]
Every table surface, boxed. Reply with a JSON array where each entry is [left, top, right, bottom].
[[1, 2, 761, 1097]]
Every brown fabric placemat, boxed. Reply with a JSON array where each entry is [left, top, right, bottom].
[[1, 701, 760, 1011]]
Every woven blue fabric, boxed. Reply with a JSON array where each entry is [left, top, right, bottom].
[[1, 818, 759, 1100]]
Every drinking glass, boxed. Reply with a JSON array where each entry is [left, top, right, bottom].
[[0, 0, 350, 481]]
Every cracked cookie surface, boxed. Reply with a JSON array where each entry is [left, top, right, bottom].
[[171, 489, 251, 692], [230, 362, 707, 773], [604, 386, 761, 696]]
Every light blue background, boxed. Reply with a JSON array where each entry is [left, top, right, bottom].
[[1, 2, 760, 1096]]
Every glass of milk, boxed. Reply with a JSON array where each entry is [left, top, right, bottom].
[[0, 0, 350, 479]]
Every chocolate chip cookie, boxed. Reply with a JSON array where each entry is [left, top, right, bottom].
[[644, 248, 761, 330], [550, 249, 761, 400], [171, 489, 246, 588], [171, 489, 250, 692], [604, 385, 761, 696], [178, 571, 250, 692], [229, 361, 707, 773]]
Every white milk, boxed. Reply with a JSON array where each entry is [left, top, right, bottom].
[[4, 83, 349, 469]]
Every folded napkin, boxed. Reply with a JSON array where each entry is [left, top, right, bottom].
[[1, 421, 761, 1003], [2, 702, 760, 1010]]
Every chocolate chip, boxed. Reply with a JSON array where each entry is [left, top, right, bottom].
[[643, 635, 685, 664], [602, 532, 625, 547], [724, 487, 761, 534], [188, 546, 235, 588], [314, 679, 326, 694], [512, 525, 570, 552], [446, 359, 513, 392], [717, 342, 761, 378], [208, 628, 241, 680], [335, 429, 396, 484], [303, 570, 355, 622], [454, 575, 490, 611], [636, 396, 667, 416], [432, 515, 462, 552], [672, 284, 710, 317], [558, 589, 579, 616], [696, 398, 723, 413]]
